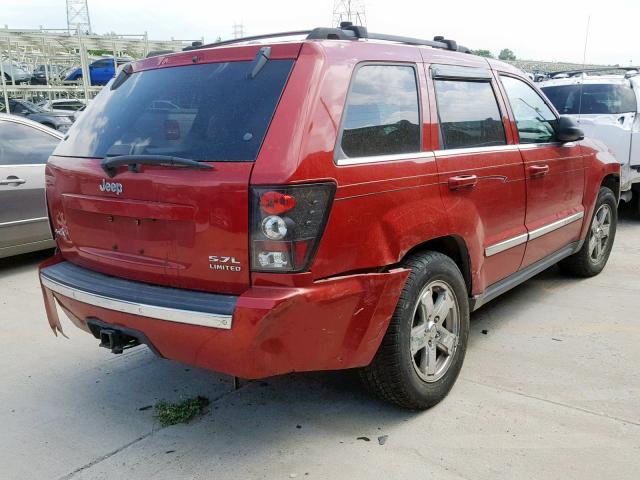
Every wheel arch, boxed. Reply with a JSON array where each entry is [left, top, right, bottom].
[[402, 235, 472, 295], [601, 173, 620, 203]]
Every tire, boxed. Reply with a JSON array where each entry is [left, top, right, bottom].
[[558, 186, 617, 277], [632, 188, 640, 217], [359, 251, 470, 410]]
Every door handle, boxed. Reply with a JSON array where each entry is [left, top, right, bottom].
[[529, 165, 549, 178], [448, 174, 478, 190], [0, 176, 26, 186]]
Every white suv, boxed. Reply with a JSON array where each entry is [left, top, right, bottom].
[[540, 68, 639, 208]]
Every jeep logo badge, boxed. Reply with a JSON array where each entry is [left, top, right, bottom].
[[99, 179, 123, 195]]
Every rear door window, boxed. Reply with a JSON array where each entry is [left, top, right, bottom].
[[54, 59, 294, 161], [0, 121, 60, 165], [501, 76, 557, 144], [434, 80, 506, 149], [541, 83, 637, 115], [339, 64, 420, 158]]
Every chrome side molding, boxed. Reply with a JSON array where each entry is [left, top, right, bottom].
[[484, 233, 528, 257], [528, 212, 585, 241], [485, 211, 585, 257], [335, 151, 435, 166]]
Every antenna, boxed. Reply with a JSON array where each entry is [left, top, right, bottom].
[[577, 14, 590, 122], [333, 0, 367, 27], [66, 0, 92, 35]]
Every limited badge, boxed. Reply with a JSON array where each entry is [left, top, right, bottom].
[[208, 255, 242, 272]]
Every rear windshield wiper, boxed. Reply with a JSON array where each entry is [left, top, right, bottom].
[[101, 155, 214, 178]]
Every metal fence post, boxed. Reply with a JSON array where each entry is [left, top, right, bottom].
[[0, 58, 9, 113], [77, 28, 90, 101]]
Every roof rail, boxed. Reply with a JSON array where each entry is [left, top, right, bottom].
[[306, 23, 470, 52], [188, 23, 471, 54], [548, 66, 640, 78], [188, 30, 313, 50]]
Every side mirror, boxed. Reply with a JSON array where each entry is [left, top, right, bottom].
[[556, 116, 584, 143]]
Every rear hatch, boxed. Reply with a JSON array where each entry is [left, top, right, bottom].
[[46, 43, 300, 295]]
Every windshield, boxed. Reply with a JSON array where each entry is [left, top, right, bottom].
[[54, 59, 294, 161], [542, 83, 637, 115]]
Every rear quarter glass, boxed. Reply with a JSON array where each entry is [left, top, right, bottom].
[[53, 59, 294, 162]]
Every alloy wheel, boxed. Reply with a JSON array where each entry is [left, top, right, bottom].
[[588, 204, 612, 264], [410, 280, 460, 383]]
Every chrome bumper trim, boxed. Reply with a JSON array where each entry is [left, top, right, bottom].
[[41, 275, 233, 330]]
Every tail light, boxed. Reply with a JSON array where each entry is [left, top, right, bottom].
[[250, 183, 335, 272]]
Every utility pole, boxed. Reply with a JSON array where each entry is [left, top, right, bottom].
[[332, 0, 367, 27], [66, 0, 92, 35]]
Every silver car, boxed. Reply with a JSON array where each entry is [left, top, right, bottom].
[[1, 58, 31, 84], [0, 114, 63, 258]]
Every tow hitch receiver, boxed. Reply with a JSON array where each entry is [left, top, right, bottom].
[[98, 328, 139, 354], [86, 318, 161, 357]]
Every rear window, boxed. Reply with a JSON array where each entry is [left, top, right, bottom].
[[339, 64, 421, 158], [542, 83, 637, 115], [54, 59, 294, 161]]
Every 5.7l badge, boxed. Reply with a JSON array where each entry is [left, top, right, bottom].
[[209, 255, 242, 272]]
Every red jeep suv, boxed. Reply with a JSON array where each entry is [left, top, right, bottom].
[[40, 24, 620, 409]]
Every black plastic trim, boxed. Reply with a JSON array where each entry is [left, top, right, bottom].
[[41, 261, 238, 317], [432, 64, 493, 80], [471, 241, 583, 311]]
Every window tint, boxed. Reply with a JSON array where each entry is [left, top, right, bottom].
[[340, 65, 420, 158], [541, 83, 637, 115], [434, 80, 506, 149], [501, 76, 557, 144], [0, 121, 60, 165], [92, 60, 112, 68], [54, 59, 294, 161]]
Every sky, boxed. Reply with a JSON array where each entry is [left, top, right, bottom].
[[4, 0, 638, 65]]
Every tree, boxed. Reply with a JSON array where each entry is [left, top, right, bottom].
[[472, 49, 494, 58], [499, 48, 516, 61]]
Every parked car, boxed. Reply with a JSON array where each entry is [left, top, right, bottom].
[[0, 114, 62, 258], [540, 68, 640, 209], [31, 64, 65, 85], [0, 99, 75, 133], [1, 58, 31, 84], [64, 57, 132, 86], [37, 98, 86, 112], [39, 25, 620, 410]]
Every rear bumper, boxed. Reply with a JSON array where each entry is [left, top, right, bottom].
[[40, 257, 409, 379], [41, 261, 235, 329]]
